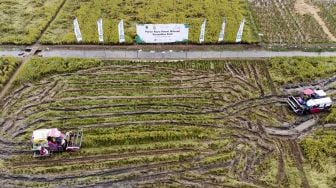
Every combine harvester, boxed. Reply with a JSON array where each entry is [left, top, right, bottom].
[[32, 128, 83, 157], [287, 89, 332, 115]]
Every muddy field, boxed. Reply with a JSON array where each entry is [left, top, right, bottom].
[[0, 58, 335, 187]]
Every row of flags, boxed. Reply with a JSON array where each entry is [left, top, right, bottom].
[[73, 18, 125, 43], [73, 18, 245, 43], [199, 18, 245, 43]]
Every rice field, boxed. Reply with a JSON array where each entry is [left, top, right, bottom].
[[0, 0, 334, 45], [0, 0, 65, 44], [314, 0, 336, 39], [0, 57, 335, 187], [40, 0, 258, 44], [0, 57, 20, 91], [300, 128, 336, 187], [249, 0, 334, 44], [268, 56, 336, 84]]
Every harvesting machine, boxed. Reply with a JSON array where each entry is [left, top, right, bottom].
[[287, 89, 332, 115], [32, 128, 83, 157]]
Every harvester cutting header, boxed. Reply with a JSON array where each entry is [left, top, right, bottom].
[[32, 128, 83, 157], [287, 89, 332, 115]]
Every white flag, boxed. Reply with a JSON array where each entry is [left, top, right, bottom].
[[236, 19, 245, 43], [218, 18, 226, 42], [97, 18, 104, 43], [118, 20, 125, 43], [199, 19, 206, 43], [73, 18, 82, 42]]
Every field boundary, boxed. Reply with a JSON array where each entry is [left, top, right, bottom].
[[35, 0, 68, 43]]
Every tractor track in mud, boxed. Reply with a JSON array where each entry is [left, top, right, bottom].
[[275, 140, 288, 186], [251, 64, 265, 96], [11, 95, 284, 119], [2, 148, 235, 184], [10, 148, 196, 168], [288, 140, 310, 188], [79, 155, 245, 188], [2, 130, 278, 185], [0, 161, 185, 182], [3, 95, 286, 138], [262, 64, 278, 95], [0, 66, 288, 138]]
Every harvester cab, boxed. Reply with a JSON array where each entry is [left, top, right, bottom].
[[287, 89, 332, 115], [32, 128, 83, 158]]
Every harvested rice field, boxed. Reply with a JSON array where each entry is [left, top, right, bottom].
[[0, 57, 335, 187]]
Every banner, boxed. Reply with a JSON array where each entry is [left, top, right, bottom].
[[236, 19, 245, 43], [118, 20, 125, 43], [136, 24, 189, 43], [199, 19, 206, 43], [97, 18, 104, 43], [218, 18, 226, 42], [73, 18, 82, 42]]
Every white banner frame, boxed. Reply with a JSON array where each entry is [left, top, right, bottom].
[[118, 20, 125, 43], [199, 19, 206, 43], [97, 18, 104, 43], [136, 24, 189, 44], [73, 18, 82, 42], [218, 18, 226, 42], [236, 19, 245, 43]]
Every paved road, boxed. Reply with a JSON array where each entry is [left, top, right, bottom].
[[1, 47, 336, 59], [0, 49, 21, 57], [40, 49, 336, 59]]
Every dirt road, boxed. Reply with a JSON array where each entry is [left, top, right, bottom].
[[295, 0, 336, 42], [265, 118, 318, 137]]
